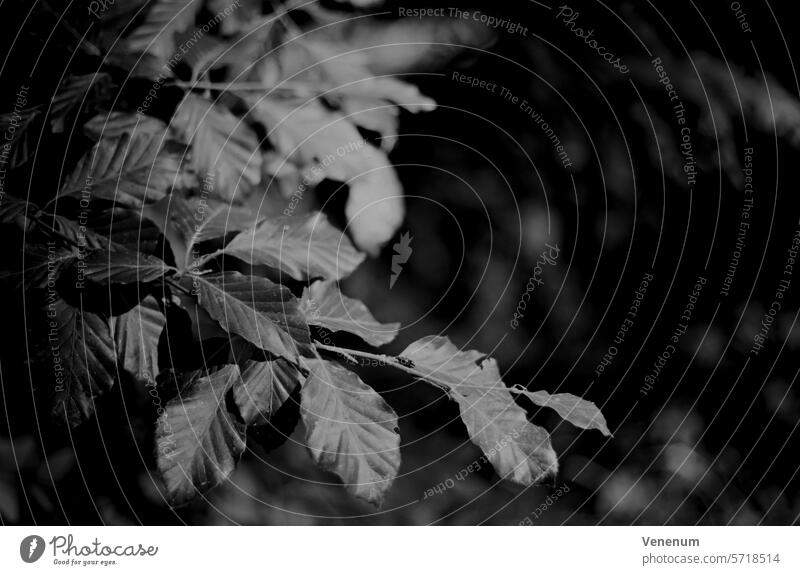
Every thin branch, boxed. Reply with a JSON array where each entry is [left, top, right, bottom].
[[41, 0, 101, 57], [313, 342, 520, 394], [170, 80, 270, 91], [165, 277, 193, 297], [31, 213, 82, 249], [168, 79, 318, 99], [315, 343, 402, 370], [189, 249, 225, 270]]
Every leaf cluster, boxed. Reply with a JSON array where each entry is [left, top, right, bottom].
[[0, 0, 609, 507]]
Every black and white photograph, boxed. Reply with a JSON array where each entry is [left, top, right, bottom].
[[0, 0, 799, 571]]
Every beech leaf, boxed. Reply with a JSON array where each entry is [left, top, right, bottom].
[[299, 280, 399, 346], [343, 17, 496, 75], [125, 0, 203, 62], [171, 94, 261, 199], [111, 296, 166, 381], [142, 195, 262, 270], [156, 365, 245, 505], [0, 108, 39, 168], [60, 132, 181, 207], [81, 248, 172, 284], [344, 145, 404, 256], [192, 272, 311, 362], [401, 336, 558, 485], [1, 245, 76, 289], [0, 195, 32, 225], [49, 73, 112, 133], [83, 112, 167, 142], [44, 300, 117, 427], [233, 359, 302, 426], [224, 212, 365, 281], [515, 389, 612, 437], [252, 98, 364, 181], [252, 98, 404, 254], [300, 359, 400, 506], [87, 208, 163, 255]]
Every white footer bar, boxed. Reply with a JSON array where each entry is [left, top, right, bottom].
[[1, 526, 797, 574]]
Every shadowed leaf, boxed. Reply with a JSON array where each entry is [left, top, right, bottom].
[[44, 300, 117, 427], [49, 73, 112, 133], [60, 132, 181, 207], [111, 296, 166, 381], [156, 365, 245, 505], [233, 359, 302, 426], [0, 108, 40, 168]]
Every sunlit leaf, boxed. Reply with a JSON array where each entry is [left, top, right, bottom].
[[233, 359, 302, 426], [83, 112, 167, 141], [171, 94, 262, 199], [81, 248, 172, 284], [224, 212, 365, 281], [340, 17, 496, 75], [192, 272, 311, 362], [401, 336, 558, 485], [299, 280, 399, 346], [142, 194, 262, 270], [125, 0, 203, 62], [206, 0, 261, 36], [252, 97, 404, 253], [253, 97, 365, 178], [344, 144, 404, 256], [515, 389, 612, 437], [301, 359, 400, 506]]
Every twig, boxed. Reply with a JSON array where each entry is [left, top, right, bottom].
[[31, 213, 82, 249], [165, 277, 193, 297], [168, 80, 317, 99], [189, 249, 225, 270], [313, 342, 518, 394], [41, 0, 101, 57]]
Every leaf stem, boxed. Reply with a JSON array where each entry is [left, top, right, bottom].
[[170, 80, 267, 91], [165, 278, 193, 297], [41, 0, 101, 57], [313, 342, 518, 394], [32, 213, 82, 249], [314, 342, 421, 377], [190, 249, 225, 270], [169, 80, 316, 98]]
